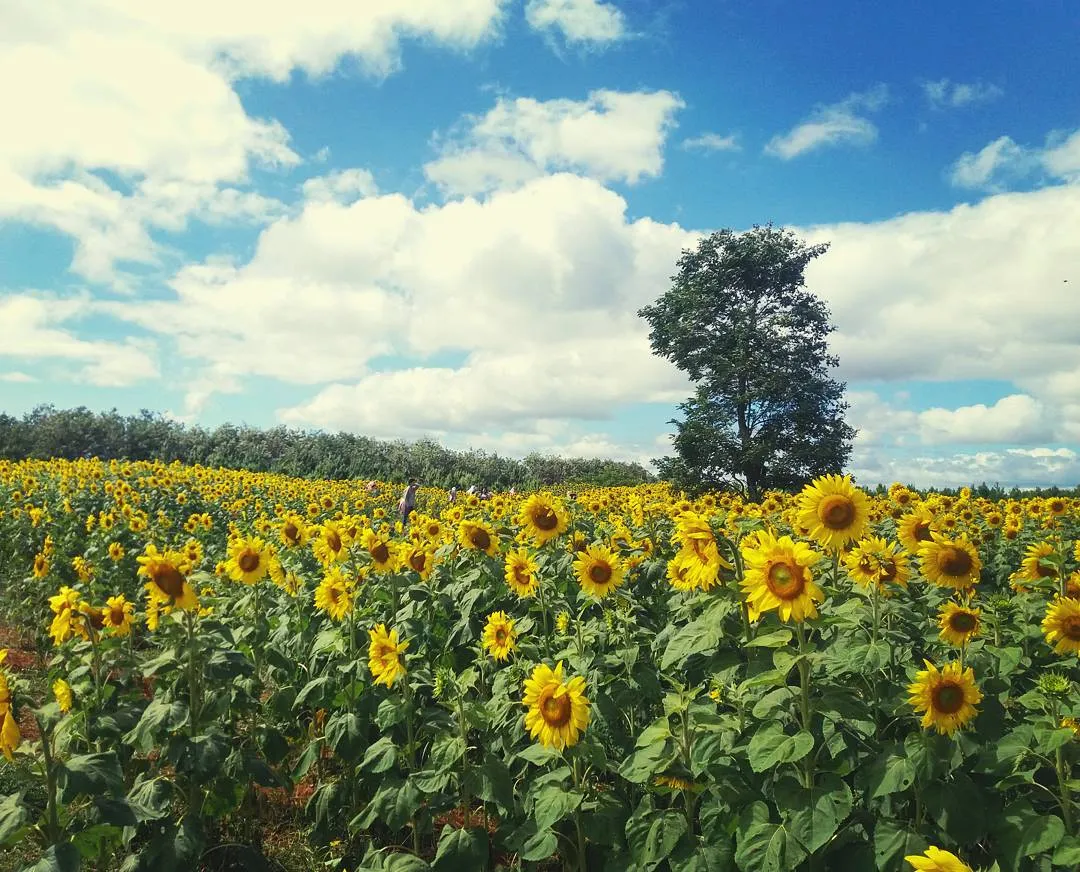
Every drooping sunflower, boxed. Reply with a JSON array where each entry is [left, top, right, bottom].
[[904, 847, 973, 872], [312, 520, 349, 564], [1017, 540, 1059, 582], [907, 660, 982, 735], [796, 474, 871, 550], [226, 536, 271, 585], [518, 494, 570, 546], [279, 514, 308, 549], [843, 536, 911, 592], [504, 548, 539, 597], [361, 528, 398, 573], [522, 661, 590, 749], [666, 549, 698, 592], [1041, 597, 1080, 655], [740, 531, 825, 623], [314, 569, 353, 621], [573, 543, 626, 599], [1, 710, 20, 762], [482, 611, 517, 661], [32, 553, 50, 579], [938, 601, 981, 647], [918, 533, 982, 591], [53, 679, 73, 714], [368, 624, 408, 688], [897, 505, 939, 554], [402, 544, 436, 580], [458, 520, 500, 557], [137, 545, 197, 610], [102, 595, 135, 636], [671, 513, 731, 590]]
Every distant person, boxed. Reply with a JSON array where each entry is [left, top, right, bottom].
[[399, 479, 419, 528], [448, 486, 458, 504], [509, 486, 516, 496], [467, 485, 476, 496]]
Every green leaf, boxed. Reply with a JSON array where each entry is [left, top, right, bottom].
[[362, 736, 398, 773], [643, 811, 688, 866], [734, 802, 805, 872], [432, 826, 487, 871], [661, 613, 723, 670], [776, 774, 852, 854], [59, 752, 124, 803], [864, 753, 915, 798], [533, 784, 583, 831], [28, 842, 82, 872], [477, 759, 513, 812], [294, 675, 330, 708], [326, 712, 365, 761], [520, 829, 558, 862], [746, 629, 792, 648], [123, 700, 188, 752], [1053, 836, 1080, 866], [872, 820, 927, 872], [747, 725, 814, 772], [1033, 724, 1074, 754], [620, 739, 676, 784], [517, 744, 561, 766], [1017, 813, 1064, 857], [0, 793, 29, 846]]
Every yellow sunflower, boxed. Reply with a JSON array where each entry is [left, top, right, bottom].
[[1041, 597, 1080, 655], [402, 544, 436, 580], [482, 612, 517, 661], [53, 679, 73, 713], [904, 847, 972, 872], [573, 544, 626, 599], [137, 545, 197, 610], [102, 595, 135, 637], [368, 624, 408, 688], [918, 533, 982, 591], [226, 536, 271, 585], [458, 520, 499, 557], [32, 553, 50, 579], [938, 602, 981, 647], [107, 542, 125, 561], [907, 660, 981, 735], [312, 520, 349, 564], [518, 494, 570, 545], [504, 548, 539, 597], [360, 528, 398, 573], [796, 474, 871, 550], [279, 514, 308, 548], [314, 569, 353, 621], [522, 661, 589, 750], [897, 505, 939, 554], [1017, 540, 1059, 582], [1, 711, 20, 762], [843, 536, 910, 592], [740, 531, 824, 623]]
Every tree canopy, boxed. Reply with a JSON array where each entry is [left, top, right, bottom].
[[639, 224, 855, 499]]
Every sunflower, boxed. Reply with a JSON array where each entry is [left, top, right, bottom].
[[102, 595, 135, 636], [897, 506, 939, 554], [1, 711, 20, 762], [312, 520, 349, 564], [796, 474, 871, 550], [226, 536, 271, 585], [314, 569, 353, 621], [53, 679, 73, 713], [107, 542, 125, 561], [843, 537, 910, 592], [482, 612, 517, 661], [137, 545, 197, 610], [422, 517, 443, 542], [458, 520, 499, 556], [522, 661, 589, 750], [403, 544, 435, 580], [740, 531, 824, 623], [918, 533, 982, 591], [573, 544, 626, 599], [518, 494, 570, 545], [1041, 597, 1080, 655], [32, 553, 50, 579], [504, 548, 539, 597], [368, 624, 408, 688], [279, 514, 308, 548], [907, 660, 981, 735], [666, 550, 699, 592], [938, 602, 981, 647], [904, 847, 973, 872], [1017, 541, 1059, 582]]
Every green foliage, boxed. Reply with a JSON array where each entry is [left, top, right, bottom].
[[638, 224, 855, 498]]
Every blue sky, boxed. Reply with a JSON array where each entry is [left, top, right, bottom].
[[2, 0, 1080, 487]]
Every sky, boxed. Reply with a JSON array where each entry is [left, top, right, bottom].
[[2, 0, 1080, 488]]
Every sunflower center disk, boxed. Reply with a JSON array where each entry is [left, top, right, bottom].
[[950, 612, 977, 633], [767, 562, 804, 599], [1063, 616, 1080, 641], [819, 496, 856, 530], [590, 563, 613, 585], [938, 547, 973, 576], [327, 533, 342, 552], [371, 544, 390, 563], [932, 683, 966, 715], [284, 523, 299, 542], [154, 566, 186, 599], [533, 508, 559, 531], [914, 523, 933, 543], [471, 530, 491, 551], [541, 691, 572, 728], [239, 552, 260, 573]]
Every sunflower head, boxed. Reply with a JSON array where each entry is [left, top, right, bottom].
[[573, 544, 626, 599], [938, 601, 981, 647], [796, 474, 870, 550], [482, 611, 517, 662], [1041, 596, 1080, 655], [740, 531, 824, 623], [518, 494, 569, 545], [522, 661, 590, 750], [907, 659, 982, 736]]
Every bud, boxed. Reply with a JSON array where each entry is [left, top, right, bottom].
[[1038, 671, 1071, 697]]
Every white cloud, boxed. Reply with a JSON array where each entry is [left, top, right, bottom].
[[924, 79, 1003, 110], [525, 0, 626, 44], [0, 372, 36, 384], [917, 394, 1054, 444], [0, 294, 159, 386], [850, 445, 1080, 489], [425, 89, 684, 195], [301, 169, 379, 204], [681, 133, 740, 153], [765, 86, 888, 159], [949, 127, 1080, 191], [0, 0, 509, 281]]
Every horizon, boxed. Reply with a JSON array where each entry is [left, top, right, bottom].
[[2, 1, 1079, 489]]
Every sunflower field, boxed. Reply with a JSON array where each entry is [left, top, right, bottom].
[[1, 458, 1079, 872]]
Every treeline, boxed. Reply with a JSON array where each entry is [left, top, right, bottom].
[[0, 406, 655, 489]]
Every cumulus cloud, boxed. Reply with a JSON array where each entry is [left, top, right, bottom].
[[681, 133, 740, 153], [301, 169, 379, 204], [765, 86, 888, 159], [0, 372, 37, 383], [918, 394, 1054, 445], [425, 90, 684, 195], [524, 0, 626, 44], [949, 127, 1080, 190], [923, 79, 1003, 110], [850, 445, 1080, 489], [0, 0, 509, 281], [0, 294, 159, 386]]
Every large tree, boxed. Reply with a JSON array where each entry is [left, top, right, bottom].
[[639, 224, 855, 499]]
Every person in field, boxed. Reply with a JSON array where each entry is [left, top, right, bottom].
[[399, 479, 419, 528]]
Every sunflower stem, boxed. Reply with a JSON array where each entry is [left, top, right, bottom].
[[572, 756, 588, 872], [185, 609, 203, 817], [38, 716, 61, 846], [537, 576, 553, 660], [457, 698, 471, 830], [795, 623, 814, 790], [1057, 743, 1074, 835], [404, 680, 422, 855]]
